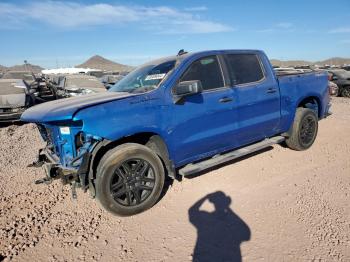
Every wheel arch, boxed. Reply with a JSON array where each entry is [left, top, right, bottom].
[[283, 95, 321, 138], [296, 95, 322, 118], [88, 132, 175, 197]]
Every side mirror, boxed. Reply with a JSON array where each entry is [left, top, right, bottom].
[[173, 80, 202, 103]]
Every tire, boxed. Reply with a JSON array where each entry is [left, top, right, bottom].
[[95, 143, 165, 216], [285, 108, 318, 151], [341, 86, 350, 98], [334, 89, 339, 97]]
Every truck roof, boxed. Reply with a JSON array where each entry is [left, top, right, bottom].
[[142, 49, 264, 67]]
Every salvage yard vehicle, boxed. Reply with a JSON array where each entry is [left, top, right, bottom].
[[0, 72, 107, 122], [328, 69, 350, 97], [57, 74, 106, 96], [2, 70, 36, 85], [21, 50, 331, 216], [100, 74, 124, 89], [0, 79, 28, 121], [328, 81, 339, 96], [0, 76, 58, 121]]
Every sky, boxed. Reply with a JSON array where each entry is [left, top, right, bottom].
[[0, 0, 349, 68]]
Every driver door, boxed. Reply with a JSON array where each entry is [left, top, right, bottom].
[[169, 55, 237, 166]]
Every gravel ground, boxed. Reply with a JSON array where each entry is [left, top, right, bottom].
[[0, 98, 349, 262]]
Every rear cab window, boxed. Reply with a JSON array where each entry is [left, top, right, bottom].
[[179, 56, 225, 91], [224, 54, 264, 86]]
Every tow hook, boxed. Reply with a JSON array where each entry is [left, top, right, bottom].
[[34, 177, 52, 185], [28, 161, 45, 168]]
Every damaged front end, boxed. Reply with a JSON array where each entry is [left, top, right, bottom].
[[32, 122, 101, 198]]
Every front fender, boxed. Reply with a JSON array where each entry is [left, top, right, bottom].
[[73, 92, 171, 151]]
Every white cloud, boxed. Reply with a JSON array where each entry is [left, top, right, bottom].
[[0, 1, 232, 34], [256, 28, 274, 33], [184, 6, 208, 12], [276, 22, 293, 29], [256, 22, 294, 33], [329, 27, 350, 33]]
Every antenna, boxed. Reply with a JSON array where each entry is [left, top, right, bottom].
[[177, 49, 187, 56]]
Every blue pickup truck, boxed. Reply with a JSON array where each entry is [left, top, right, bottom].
[[21, 50, 331, 216]]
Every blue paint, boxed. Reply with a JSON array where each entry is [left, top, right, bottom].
[[21, 50, 330, 170]]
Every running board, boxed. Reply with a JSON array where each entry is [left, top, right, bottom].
[[178, 136, 285, 176]]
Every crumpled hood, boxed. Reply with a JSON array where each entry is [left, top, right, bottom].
[[21, 91, 133, 123]]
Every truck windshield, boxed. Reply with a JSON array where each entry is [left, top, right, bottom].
[[109, 60, 176, 93]]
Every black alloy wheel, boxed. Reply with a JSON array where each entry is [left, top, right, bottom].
[[110, 158, 155, 206], [96, 143, 165, 216], [285, 108, 318, 151], [299, 115, 317, 146]]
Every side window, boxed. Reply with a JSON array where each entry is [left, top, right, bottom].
[[225, 54, 264, 85], [180, 56, 224, 90]]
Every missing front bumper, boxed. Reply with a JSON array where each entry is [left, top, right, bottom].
[[31, 147, 80, 186]]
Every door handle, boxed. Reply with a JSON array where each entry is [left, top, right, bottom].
[[267, 88, 277, 94], [219, 97, 233, 103]]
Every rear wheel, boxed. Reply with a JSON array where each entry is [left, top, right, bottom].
[[96, 143, 165, 216], [285, 108, 318, 151], [341, 86, 350, 97]]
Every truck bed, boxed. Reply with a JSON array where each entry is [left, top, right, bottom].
[[277, 71, 329, 131]]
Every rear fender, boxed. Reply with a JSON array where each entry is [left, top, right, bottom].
[[283, 96, 320, 137]]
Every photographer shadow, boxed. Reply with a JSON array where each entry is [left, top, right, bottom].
[[189, 191, 250, 262]]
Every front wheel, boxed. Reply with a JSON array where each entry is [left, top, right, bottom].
[[285, 108, 318, 151], [96, 143, 165, 216]]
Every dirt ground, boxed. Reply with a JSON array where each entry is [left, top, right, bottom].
[[0, 98, 349, 262]]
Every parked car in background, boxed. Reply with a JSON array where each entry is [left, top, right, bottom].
[[328, 81, 339, 96], [0, 72, 108, 121], [0, 79, 28, 121], [100, 74, 124, 89], [2, 71, 36, 85], [341, 65, 350, 71], [57, 74, 106, 96], [274, 67, 295, 73], [274, 67, 308, 75], [21, 49, 331, 216], [0, 76, 59, 121], [328, 69, 350, 97]]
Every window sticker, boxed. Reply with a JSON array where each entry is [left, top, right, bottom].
[[145, 73, 166, 81], [200, 58, 214, 65]]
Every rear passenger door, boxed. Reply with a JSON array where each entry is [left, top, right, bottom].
[[224, 53, 281, 145], [170, 55, 237, 165]]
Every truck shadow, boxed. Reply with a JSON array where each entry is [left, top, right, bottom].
[[183, 146, 273, 179], [189, 191, 251, 262]]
